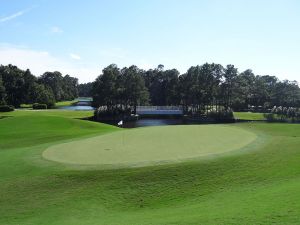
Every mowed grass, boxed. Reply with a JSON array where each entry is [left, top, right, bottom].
[[43, 125, 257, 167], [54, 100, 78, 108], [1, 110, 300, 224], [0, 109, 94, 119], [20, 100, 78, 109], [234, 111, 266, 121]]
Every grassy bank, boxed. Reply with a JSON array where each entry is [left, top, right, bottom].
[[19, 100, 78, 109], [234, 112, 266, 121]]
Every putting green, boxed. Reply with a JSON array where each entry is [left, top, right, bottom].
[[43, 125, 257, 167]]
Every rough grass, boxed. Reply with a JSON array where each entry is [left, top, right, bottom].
[[0, 110, 300, 224]]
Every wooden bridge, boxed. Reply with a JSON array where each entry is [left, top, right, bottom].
[[136, 106, 183, 115]]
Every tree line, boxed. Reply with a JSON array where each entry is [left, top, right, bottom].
[[92, 63, 300, 118], [1, 63, 299, 117], [0, 64, 78, 108]]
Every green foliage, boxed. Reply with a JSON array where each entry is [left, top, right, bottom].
[[1, 63, 300, 115], [143, 65, 180, 105], [93, 64, 149, 115], [0, 105, 14, 112], [38, 72, 78, 101], [0, 64, 78, 108], [0, 65, 32, 107], [208, 108, 235, 122], [94, 106, 132, 121], [121, 65, 149, 111], [264, 106, 300, 122], [32, 103, 47, 110], [91, 63, 300, 120], [179, 63, 223, 112], [78, 82, 93, 97], [264, 113, 276, 121], [232, 74, 300, 112], [0, 75, 6, 105], [30, 83, 56, 108], [92, 64, 120, 108]]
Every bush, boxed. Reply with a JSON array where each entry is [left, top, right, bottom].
[[94, 106, 132, 121], [208, 108, 235, 122], [0, 105, 15, 112], [32, 103, 47, 110], [264, 113, 276, 122]]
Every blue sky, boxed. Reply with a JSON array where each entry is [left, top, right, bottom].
[[0, 0, 299, 83]]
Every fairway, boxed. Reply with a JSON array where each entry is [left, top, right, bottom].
[[43, 125, 257, 166]]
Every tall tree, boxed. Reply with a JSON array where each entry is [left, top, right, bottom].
[[231, 69, 255, 110], [222, 65, 238, 108], [92, 64, 120, 109], [143, 65, 180, 106], [39, 71, 65, 101], [0, 64, 27, 107], [121, 65, 149, 113], [62, 75, 79, 100], [30, 83, 56, 108], [78, 82, 93, 97], [0, 75, 6, 105]]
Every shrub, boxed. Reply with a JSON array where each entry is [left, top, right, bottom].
[[0, 105, 15, 112], [208, 108, 234, 122], [264, 113, 276, 122], [32, 103, 47, 110], [94, 106, 132, 121]]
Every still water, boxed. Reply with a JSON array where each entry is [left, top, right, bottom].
[[122, 118, 188, 128], [57, 100, 194, 127], [59, 105, 94, 111], [59, 98, 94, 111]]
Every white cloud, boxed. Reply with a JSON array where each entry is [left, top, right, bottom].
[[0, 44, 99, 83], [0, 5, 37, 23], [70, 53, 81, 60], [0, 10, 26, 23], [50, 26, 63, 33]]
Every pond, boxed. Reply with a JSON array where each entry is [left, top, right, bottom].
[[59, 105, 94, 111], [58, 98, 94, 111], [121, 118, 194, 128]]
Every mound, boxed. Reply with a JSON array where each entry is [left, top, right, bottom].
[[43, 125, 257, 167]]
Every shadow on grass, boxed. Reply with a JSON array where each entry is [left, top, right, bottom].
[[0, 116, 13, 120]]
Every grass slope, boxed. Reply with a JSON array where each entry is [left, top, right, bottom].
[[1, 110, 300, 225]]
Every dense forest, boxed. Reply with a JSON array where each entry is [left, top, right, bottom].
[[92, 63, 300, 120], [0, 64, 78, 108], [78, 82, 93, 97], [1, 63, 299, 118]]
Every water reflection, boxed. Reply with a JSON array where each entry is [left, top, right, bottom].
[[123, 118, 186, 128], [59, 105, 94, 111]]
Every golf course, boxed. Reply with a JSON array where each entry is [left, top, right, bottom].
[[1, 110, 300, 225]]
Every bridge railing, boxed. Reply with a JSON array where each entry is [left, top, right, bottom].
[[136, 106, 183, 111], [136, 106, 183, 115]]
